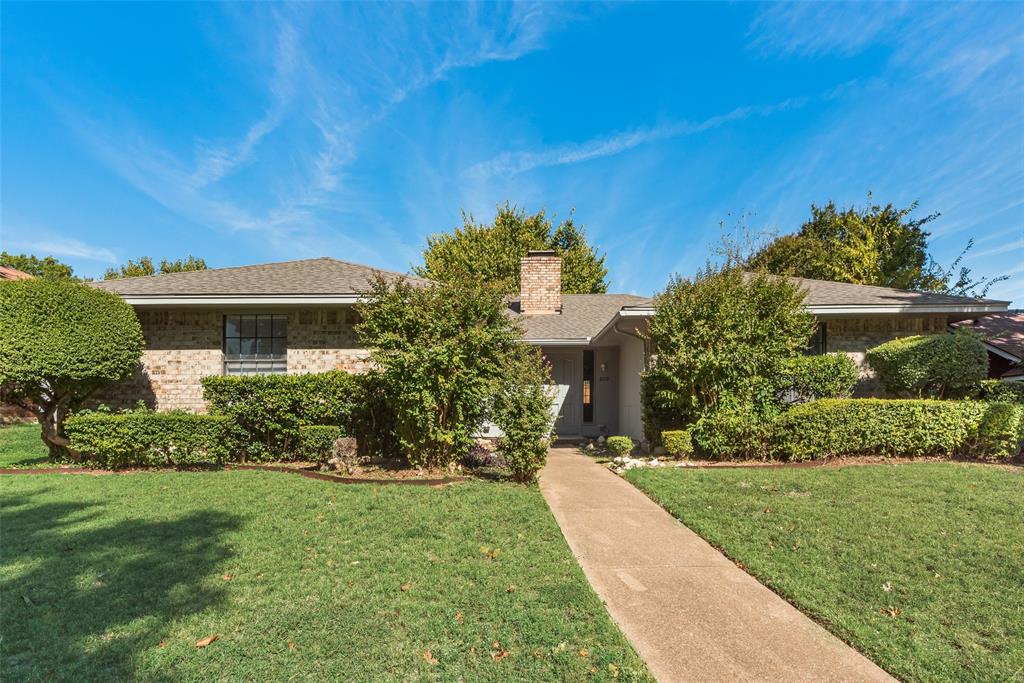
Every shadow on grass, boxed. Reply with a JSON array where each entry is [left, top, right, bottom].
[[2, 488, 240, 682]]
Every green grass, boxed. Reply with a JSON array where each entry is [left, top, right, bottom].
[[625, 463, 1024, 683], [3, 471, 652, 682], [0, 422, 49, 468]]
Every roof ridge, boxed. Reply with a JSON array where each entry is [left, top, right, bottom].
[[95, 256, 342, 285]]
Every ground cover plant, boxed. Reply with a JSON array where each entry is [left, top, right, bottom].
[[3, 471, 651, 682], [625, 464, 1024, 683]]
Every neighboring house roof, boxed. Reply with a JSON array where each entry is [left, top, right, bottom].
[[91, 257, 428, 303], [0, 265, 34, 280], [508, 294, 650, 343], [951, 311, 1024, 376]]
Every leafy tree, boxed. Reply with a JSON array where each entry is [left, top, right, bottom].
[[355, 275, 550, 472], [748, 196, 939, 290], [416, 203, 608, 293], [641, 263, 815, 439], [0, 279, 144, 459], [105, 255, 207, 280], [0, 251, 78, 280], [925, 239, 1008, 298]]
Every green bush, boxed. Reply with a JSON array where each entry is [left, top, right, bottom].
[[641, 264, 815, 439], [772, 398, 1022, 461], [299, 425, 343, 463], [661, 430, 693, 458], [978, 379, 1024, 404], [692, 403, 772, 460], [201, 371, 355, 461], [0, 278, 144, 459], [346, 371, 401, 461], [607, 436, 634, 457], [491, 348, 554, 482], [866, 330, 988, 398], [777, 353, 858, 403], [65, 410, 236, 468]]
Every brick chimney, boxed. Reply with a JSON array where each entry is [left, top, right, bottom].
[[519, 250, 561, 315]]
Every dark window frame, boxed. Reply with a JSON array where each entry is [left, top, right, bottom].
[[223, 314, 288, 375], [805, 322, 828, 356]]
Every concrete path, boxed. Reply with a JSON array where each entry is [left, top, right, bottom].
[[539, 447, 895, 683]]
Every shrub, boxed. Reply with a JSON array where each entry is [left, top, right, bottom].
[[971, 403, 1024, 460], [772, 398, 1022, 462], [491, 348, 554, 482], [346, 370, 401, 461], [866, 330, 988, 398], [692, 403, 772, 460], [607, 436, 634, 457], [0, 279, 144, 459], [776, 353, 858, 404], [299, 425, 343, 463], [65, 410, 236, 468], [661, 430, 693, 458], [356, 276, 542, 470], [978, 379, 1024, 404], [641, 264, 815, 439], [202, 371, 356, 461]]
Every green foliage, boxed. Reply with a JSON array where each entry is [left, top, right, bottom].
[[660, 430, 693, 458], [104, 255, 207, 280], [692, 402, 772, 460], [415, 203, 608, 293], [65, 410, 236, 467], [0, 279, 144, 458], [0, 251, 78, 280], [772, 398, 1022, 461], [978, 379, 1024, 404], [777, 353, 859, 403], [298, 425, 343, 463], [866, 330, 988, 398], [607, 436, 633, 457], [641, 264, 815, 437], [356, 276, 542, 470], [201, 371, 355, 461], [346, 371, 401, 460], [491, 348, 554, 482], [748, 195, 940, 290]]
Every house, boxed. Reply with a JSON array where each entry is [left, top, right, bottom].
[[951, 311, 1024, 382], [91, 253, 1010, 440]]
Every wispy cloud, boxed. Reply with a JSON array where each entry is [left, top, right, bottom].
[[749, 2, 908, 58], [7, 235, 117, 262], [465, 97, 806, 179]]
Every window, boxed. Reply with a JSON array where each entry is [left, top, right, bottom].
[[223, 314, 288, 375], [805, 323, 827, 356], [582, 349, 595, 423]]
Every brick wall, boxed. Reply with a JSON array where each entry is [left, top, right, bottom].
[[94, 307, 370, 413], [826, 315, 948, 394], [519, 252, 561, 314]]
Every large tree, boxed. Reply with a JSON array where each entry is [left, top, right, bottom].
[[105, 255, 207, 280], [748, 196, 940, 290], [0, 251, 78, 280], [0, 279, 144, 459], [416, 203, 609, 293]]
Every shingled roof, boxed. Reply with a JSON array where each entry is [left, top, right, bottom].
[[92, 257, 427, 296], [508, 294, 649, 341], [952, 311, 1024, 362]]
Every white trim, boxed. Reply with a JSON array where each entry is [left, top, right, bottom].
[[806, 303, 1009, 315], [979, 340, 1022, 363], [122, 294, 363, 306], [1003, 375, 1024, 383], [524, 338, 591, 346]]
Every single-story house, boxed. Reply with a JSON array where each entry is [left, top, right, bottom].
[[91, 252, 1010, 440], [951, 311, 1024, 382]]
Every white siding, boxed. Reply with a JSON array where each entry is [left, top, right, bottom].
[[617, 334, 645, 440]]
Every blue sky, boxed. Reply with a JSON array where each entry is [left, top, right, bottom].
[[2, 2, 1022, 303]]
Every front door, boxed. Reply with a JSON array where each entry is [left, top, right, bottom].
[[548, 352, 581, 435]]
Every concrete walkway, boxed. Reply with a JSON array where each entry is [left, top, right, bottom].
[[539, 447, 895, 683]]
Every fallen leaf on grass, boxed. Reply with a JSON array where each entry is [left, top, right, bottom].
[[490, 648, 510, 662], [479, 546, 501, 560], [423, 650, 439, 665], [505, 584, 516, 593], [579, 648, 589, 657], [221, 574, 232, 581], [881, 606, 901, 619], [608, 663, 620, 678], [453, 611, 464, 624], [288, 640, 295, 651], [400, 582, 413, 592], [195, 635, 219, 648], [158, 640, 166, 649]]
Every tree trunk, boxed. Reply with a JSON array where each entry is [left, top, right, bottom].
[[33, 394, 75, 461]]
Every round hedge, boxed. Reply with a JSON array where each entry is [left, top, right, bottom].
[[0, 278, 144, 389], [865, 331, 988, 398]]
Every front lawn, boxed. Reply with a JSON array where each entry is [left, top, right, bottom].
[[626, 463, 1024, 683], [3, 470, 651, 682], [0, 422, 49, 468]]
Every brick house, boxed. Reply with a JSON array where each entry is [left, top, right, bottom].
[[92, 253, 1010, 440], [951, 311, 1024, 382]]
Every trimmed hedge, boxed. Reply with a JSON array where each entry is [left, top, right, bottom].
[[692, 403, 772, 460], [866, 331, 988, 398], [661, 430, 693, 458], [979, 379, 1024, 404], [772, 398, 1023, 462], [776, 353, 858, 403], [607, 436, 634, 457], [66, 411, 237, 468], [299, 425, 343, 463], [202, 372, 355, 460]]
